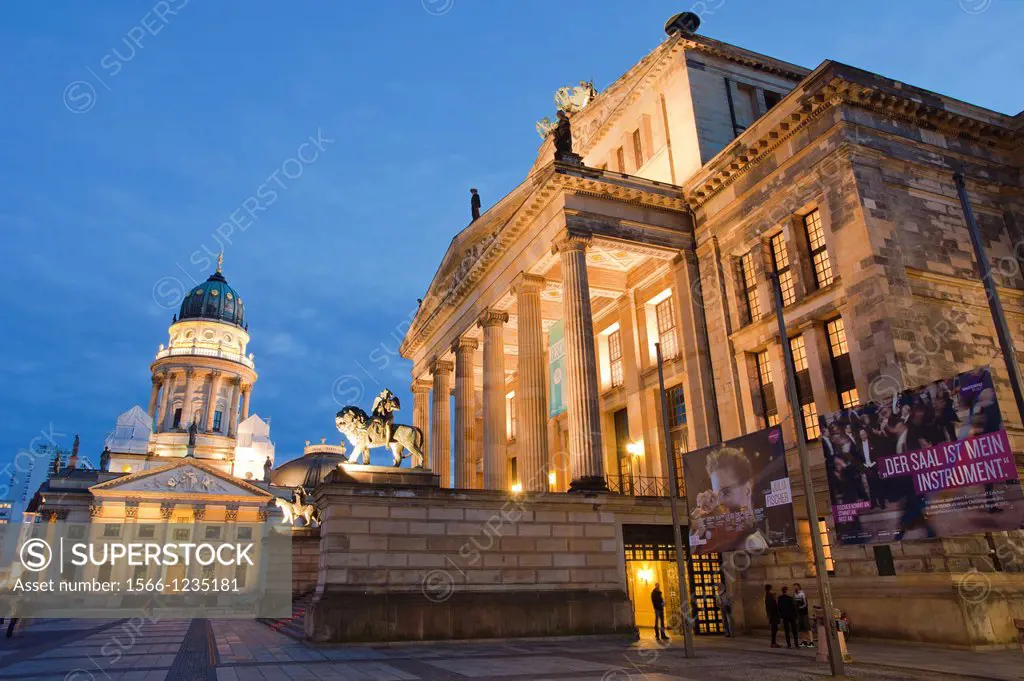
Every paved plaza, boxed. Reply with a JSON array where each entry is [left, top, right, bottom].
[[0, 618, 1018, 681]]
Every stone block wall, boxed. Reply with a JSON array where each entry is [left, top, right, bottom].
[[306, 483, 671, 643], [291, 528, 320, 597]]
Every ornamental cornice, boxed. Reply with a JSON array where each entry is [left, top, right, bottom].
[[685, 69, 1018, 211]]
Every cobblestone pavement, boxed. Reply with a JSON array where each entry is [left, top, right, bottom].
[[0, 618, 1016, 681]]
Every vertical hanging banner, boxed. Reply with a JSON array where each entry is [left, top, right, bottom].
[[820, 366, 1024, 545], [548, 320, 567, 418], [684, 426, 797, 554]]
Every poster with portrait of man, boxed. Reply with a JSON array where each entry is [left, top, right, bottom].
[[684, 427, 798, 555], [819, 366, 1024, 545]]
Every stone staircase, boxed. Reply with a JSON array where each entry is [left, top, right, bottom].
[[259, 592, 313, 641]]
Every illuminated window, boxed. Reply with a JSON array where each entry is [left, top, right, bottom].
[[789, 335, 808, 372], [819, 518, 835, 575], [770, 232, 796, 306], [804, 210, 834, 289], [632, 129, 644, 168], [755, 350, 779, 427], [505, 392, 517, 442], [790, 335, 817, 440], [826, 317, 858, 410], [801, 402, 821, 441], [655, 298, 679, 359], [609, 330, 624, 388], [740, 252, 761, 322]]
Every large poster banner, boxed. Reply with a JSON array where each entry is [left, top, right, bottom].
[[685, 426, 798, 555], [548, 320, 567, 418], [820, 366, 1024, 545]]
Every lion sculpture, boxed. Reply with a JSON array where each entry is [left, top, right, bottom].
[[335, 389, 425, 468]]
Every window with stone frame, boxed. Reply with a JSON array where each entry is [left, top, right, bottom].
[[803, 209, 835, 289], [826, 317, 859, 409], [739, 251, 761, 323], [213, 410, 223, 431], [769, 232, 796, 306], [655, 297, 679, 359], [616, 147, 626, 173], [755, 350, 779, 427], [608, 329, 624, 388], [789, 335, 820, 441], [172, 407, 182, 429], [632, 129, 644, 168]]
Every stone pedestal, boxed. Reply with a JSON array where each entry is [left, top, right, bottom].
[[307, 483, 672, 643], [327, 463, 440, 488]]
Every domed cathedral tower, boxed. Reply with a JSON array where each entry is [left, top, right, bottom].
[[142, 255, 266, 478]]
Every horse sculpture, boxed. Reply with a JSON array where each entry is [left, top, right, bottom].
[[275, 487, 318, 527], [335, 389, 425, 467]]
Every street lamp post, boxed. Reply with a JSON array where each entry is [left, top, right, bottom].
[[656, 342, 696, 658], [769, 273, 845, 677]]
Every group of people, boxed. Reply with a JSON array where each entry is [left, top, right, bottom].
[[764, 583, 812, 649]]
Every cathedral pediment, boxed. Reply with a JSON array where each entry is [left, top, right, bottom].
[[90, 458, 273, 502]]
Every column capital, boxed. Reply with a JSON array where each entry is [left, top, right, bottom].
[[411, 378, 432, 394], [241, 383, 252, 395], [451, 336, 480, 353], [512, 272, 547, 295], [152, 374, 163, 386], [430, 359, 454, 375], [477, 309, 509, 329], [552, 230, 592, 254], [184, 367, 196, 378]]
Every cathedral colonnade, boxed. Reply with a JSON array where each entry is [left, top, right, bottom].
[[148, 366, 253, 437]]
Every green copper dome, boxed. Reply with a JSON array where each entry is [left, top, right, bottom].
[[177, 265, 246, 329]]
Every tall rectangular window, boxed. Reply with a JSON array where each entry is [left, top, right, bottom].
[[804, 209, 834, 289], [739, 252, 761, 322], [790, 335, 820, 440], [213, 410, 223, 431], [632, 129, 644, 168], [172, 408, 182, 429], [616, 147, 626, 173], [655, 298, 679, 359], [769, 233, 796, 306], [608, 329, 624, 388], [667, 384, 687, 429], [755, 350, 779, 427], [826, 317, 859, 409], [818, 518, 835, 575], [505, 392, 517, 442]]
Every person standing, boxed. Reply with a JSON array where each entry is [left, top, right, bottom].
[[651, 582, 668, 641], [777, 586, 798, 648], [793, 583, 811, 647], [764, 584, 781, 648], [470, 188, 482, 221], [716, 582, 733, 637]]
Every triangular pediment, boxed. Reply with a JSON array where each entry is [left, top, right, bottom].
[[90, 458, 273, 502]]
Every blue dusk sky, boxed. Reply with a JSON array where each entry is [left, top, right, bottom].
[[0, 1, 1021, 490]]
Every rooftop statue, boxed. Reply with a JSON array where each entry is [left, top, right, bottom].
[[336, 389, 425, 468], [554, 80, 597, 113]]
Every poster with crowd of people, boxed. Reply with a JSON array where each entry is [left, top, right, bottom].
[[820, 366, 1024, 545], [684, 427, 798, 555]]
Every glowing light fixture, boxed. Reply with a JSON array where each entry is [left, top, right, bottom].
[[510, 482, 523, 494], [636, 565, 655, 584], [548, 471, 557, 486], [626, 441, 644, 457], [122, 465, 132, 473]]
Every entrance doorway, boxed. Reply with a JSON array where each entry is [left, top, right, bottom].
[[622, 524, 725, 636]]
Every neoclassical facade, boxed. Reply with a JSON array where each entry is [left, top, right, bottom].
[[402, 26, 1024, 645]]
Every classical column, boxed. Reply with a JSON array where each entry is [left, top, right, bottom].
[[180, 368, 197, 429], [411, 378, 432, 466], [240, 384, 252, 422], [205, 371, 222, 432], [227, 379, 241, 437], [514, 273, 549, 492], [147, 376, 161, 421], [430, 360, 453, 487], [554, 232, 607, 491], [160, 372, 177, 432], [452, 337, 479, 489], [479, 309, 509, 491]]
